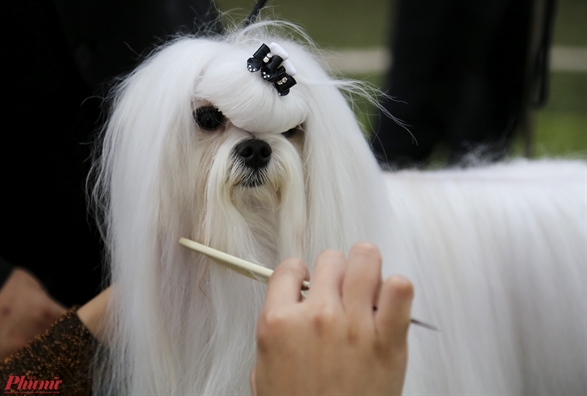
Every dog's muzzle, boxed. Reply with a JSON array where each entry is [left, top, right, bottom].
[[235, 139, 272, 170], [233, 139, 272, 187]]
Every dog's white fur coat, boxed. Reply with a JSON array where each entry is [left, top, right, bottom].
[[92, 22, 587, 395]]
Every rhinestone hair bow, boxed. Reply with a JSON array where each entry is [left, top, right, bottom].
[[247, 42, 297, 96]]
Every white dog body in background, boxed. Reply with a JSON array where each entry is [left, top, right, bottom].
[[385, 161, 585, 394], [92, 22, 586, 395]]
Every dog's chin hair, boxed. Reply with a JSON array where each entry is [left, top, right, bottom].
[[136, 134, 308, 395], [200, 132, 306, 262]]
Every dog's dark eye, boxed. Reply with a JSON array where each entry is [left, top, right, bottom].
[[194, 107, 225, 131], [281, 127, 298, 138]]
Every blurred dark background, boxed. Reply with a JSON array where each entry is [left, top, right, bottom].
[[220, 0, 586, 161]]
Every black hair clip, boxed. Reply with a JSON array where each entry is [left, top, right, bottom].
[[247, 42, 297, 96], [247, 43, 271, 72], [272, 70, 296, 96]]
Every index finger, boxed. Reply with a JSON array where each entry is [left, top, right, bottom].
[[264, 258, 310, 311]]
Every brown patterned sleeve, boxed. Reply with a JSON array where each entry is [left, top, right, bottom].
[[0, 306, 96, 396]]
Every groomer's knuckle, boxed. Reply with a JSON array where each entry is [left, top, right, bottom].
[[310, 305, 339, 333], [258, 309, 290, 334]]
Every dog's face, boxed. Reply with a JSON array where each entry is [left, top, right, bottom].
[[184, 98, 308, 262], [150, 41, 316, 263], [191, 99, 304, 189]]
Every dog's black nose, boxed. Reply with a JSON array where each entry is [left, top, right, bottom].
[[235, 139, 272, 170]]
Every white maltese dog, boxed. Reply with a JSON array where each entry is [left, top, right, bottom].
[[91, 21, 586, 395]]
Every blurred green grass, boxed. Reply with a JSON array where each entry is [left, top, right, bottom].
[[217, 0, 392, 47], [218, 0, 586, 160]]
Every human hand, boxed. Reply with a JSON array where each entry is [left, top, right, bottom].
[[77, 287, 110, 342], [0, 268, 67, 360], [251, 243, 413, 396]]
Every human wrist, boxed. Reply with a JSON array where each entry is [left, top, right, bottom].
[[76, 287, 110, 342]]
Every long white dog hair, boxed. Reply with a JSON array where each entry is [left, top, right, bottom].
[[91, 20, 586, 395]]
